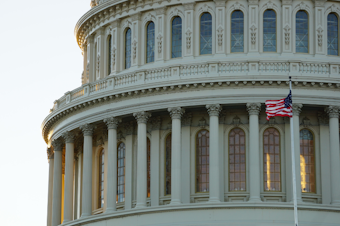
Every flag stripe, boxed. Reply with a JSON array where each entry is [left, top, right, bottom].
[[265, 91, 293, 120]]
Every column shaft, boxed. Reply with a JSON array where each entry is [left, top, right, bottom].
[[136, 122, 147, 207], [125, 133, 133, 210], [51, 144, 62, 226], [150, 129, 160, 206], [106, 128, 118, 212], [293, 114, 302, 202], [63, 142, 74, 222], [209, 115, 220, 202], [81, 134, 93, 217], [329, 116, 340, 204], [171, 118, 182, 204], [46, 154, 54, 226]]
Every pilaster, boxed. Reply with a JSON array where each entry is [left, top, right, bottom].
[[131, 13, 142, 67], [248, 0, 259, 53], [214, 1, 226, 54], [155, 7, 167, 61], [314, 0, 326, 56], [110, 20, 121, 75], [183, 3, 195, 57], [87, 35, 95, 83], [282, 0, 292, 53]]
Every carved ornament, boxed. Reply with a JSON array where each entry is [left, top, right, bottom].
[[103, 117, 121, 129], [292, 103, 303, 116], [52, 139, 63, 152], [62, 131, 75, 143], [80, 123, 95, 136], [168, 107, 185, 119], [206, 104, 222, 117], [246, 103, 261, 115], [133, 111, 151, 124], [325, 106, 340, 118]]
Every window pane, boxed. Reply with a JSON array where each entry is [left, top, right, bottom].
[[146, 22, 155, 63], [263, 128, 281, 191], [229, 128, 246, 191], [125, 29, 132, 69], [98, 149, 105, 208], [263, 10, 277, 52], [196, 130, 210, 192], [172, 17, 182, 58], [296, 11, 308, 53], [328, 13, 338, 55], [165, 134, 172, 195], [117, 143, 126, 203], [300, 129, 315, 193], [200, 13, 212, 55], [231, 11, 244, 53]]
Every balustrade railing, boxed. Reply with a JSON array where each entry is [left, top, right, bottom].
[[51, 60, 340, 112]]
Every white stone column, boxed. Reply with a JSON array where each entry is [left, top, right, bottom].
[[133, 111, 151, 208], [124, 122, 134, 210], [181, 113, 192, 204], [80, 123, 95, 218], [110, 20, 121, 74], [46, 148, 54, 226], [168, 107, 185, 205], [103, 117, 121, 213], [82, 43, 88, 84], [97, 28, 105, 80], [326, 106, 340, 205], [292, 104, 303, 202], [51, 139, 63, 226], [150, 117, 161, 207], [87, 35, 95, 83], [62, 132, 75, 223], [206, 104, 222, 203], [246, 103, 262, 202]]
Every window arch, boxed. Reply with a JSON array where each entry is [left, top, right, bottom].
[[200, 13, 212, 55], [296, 11, 308, 53], [146, 22, 155, 63], [125, 28, 132, 69], [117, 142, 125, 203], [171, 16, 182, 58], [147, 138, 151, 198], [98, 149, 105, 208], [107, 35, 112, 75], [231, 10, 244, 53], [328, 13, 339, 55], [263, 9, 277, 52], [196, 129, 210, 192], [300, 129, 315, 193], [165, 133, 171, 195], [263, 128, 281, 191], [229, 128, 246, 191]]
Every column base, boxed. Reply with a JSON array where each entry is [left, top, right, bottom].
[[169, 199, 182, 206], [331, 200, 340, 206], [134, 203, 147, 209], [80, 213, 91, 219], [289, 198, 303, 204], [248, 197, 262, 203], [104, 208, 116, 214], [208, 197, 221, 203], [62, 219, 71, 224]]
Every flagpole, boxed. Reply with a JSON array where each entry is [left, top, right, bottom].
[[289, 76, 299, 226]]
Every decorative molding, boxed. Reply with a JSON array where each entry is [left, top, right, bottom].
[[284, 25, 291, 45], [62, 131, 75, 143], [168, 107, 185, 119], [296, 1, 309, 10], [112, 46, 116, 68], [182, 113, 193, 126], [103, 116, 121, 129], [317, 27, 323, 47], [170, 7, 183, 17], [80, 123, 95, 136], [250, 25, 257, 45], [198, 117, 207, 128], [132, 40, 137, 59], [96, 54, 100, 72], [52, 139, 63, 152], [157, 34, 163, 54], [206, 104, 222, 117], [214, 0, 226, 8], [232, 116, 241, 127], [47, 148, 54, 159], [186, 29, 192, 49], [133, 111, 151, 124], [264, 0, 275, 9], [292, 103, 303, 116], [325, 105, 340, 118], [183, 3, 195, 11], [301, 116, 311, 127], [198, 4, 213, 13], [268, 117, 276, 126], [217, 27, 223, 47], [246, 103, 261, 115], [317, 111, 329, 125]]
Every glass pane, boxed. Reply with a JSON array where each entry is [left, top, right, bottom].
[[263, 10, 277, 52], [200, 13, 212, 55], [165, 134, 172, 195], [117, 143, 126, 202], [196, 130, 210, 192], [296, 11, 308, 53], [146, 22, 155, 63], [328, 13, 338, 55], [231, 10, 244, 52], [125, 29, 132, 69], [300, 129, 315, 193], [172, 17, 182, 58]]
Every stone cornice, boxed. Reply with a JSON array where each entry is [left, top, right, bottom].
[[42, 78, 340, 143]]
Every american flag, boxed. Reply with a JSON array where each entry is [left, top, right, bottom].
[[265, 91, 293, 120]]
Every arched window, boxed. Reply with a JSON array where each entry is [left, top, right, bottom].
[[146, 22, 155, 63], [300, 129, 315, 193], [263, 128, 281, 191], [229, 128, 246, 191], [117, 142, 125, 203], [328, 13, 339, 55], [296, 11, 308, 53], [165, 133, 171, 195], [200, 13, 212, 55], [171, 16, 182, 58], [147, 138, 151, 198], [263, 10, 276, 52], [108, 35, 112, 75], [231, 10, 244, 53], [98, 149, 105, 208], [196, 130, 210, 192], [125, 29, 132, 69]]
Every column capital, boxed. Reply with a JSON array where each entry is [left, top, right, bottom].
[[80, 123, 95, 136], [87, 35, 95, 44], [246, 103, 261, 115], [206, 104, 222, 117], [133, 111, 151, 124], [325, 106, 340, 118], [52, 139, 63, 152], [47, 148, 54, 159], [103, 117, 122, 129], [62, 131, 75, 143], [292, 103, 303, 116], [168, 107, 185, 119]]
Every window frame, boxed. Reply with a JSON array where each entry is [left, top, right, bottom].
[[230, 10, 245, 53], [171, 16, 183, 59], [98, 148, 105, 209], [107, 34, 112, 75], [195, 129, 210, 193], [295, 10, 309, 54], [164, 133, 172, 196], [327, 12, 340, 56], [262, 9, 278, 53], [117, 142, 126, 203], [199, 12, 213, 55], [124, 28, 132, 70], [145, 21, 155, 64]]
